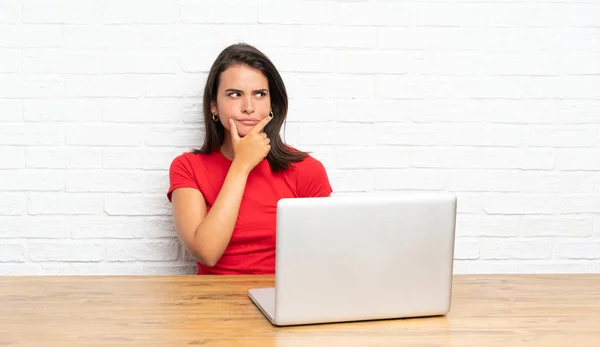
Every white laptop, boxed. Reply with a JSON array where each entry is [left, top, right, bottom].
[[248, 192, 458, 326]]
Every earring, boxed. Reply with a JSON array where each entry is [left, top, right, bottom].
[[269, 111, 273, 118], [212, 113, 219, 122]]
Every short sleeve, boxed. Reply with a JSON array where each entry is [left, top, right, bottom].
[[166, 153, 200, 202], [296, 155, 333, 198]]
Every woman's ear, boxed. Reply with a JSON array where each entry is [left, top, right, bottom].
[[210, 101, 217, 115]]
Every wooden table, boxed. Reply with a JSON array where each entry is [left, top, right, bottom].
[[1, 275, 599, 346]]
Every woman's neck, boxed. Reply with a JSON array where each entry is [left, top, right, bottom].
[[220, 133, 234, 161]]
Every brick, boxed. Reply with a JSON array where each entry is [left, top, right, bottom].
[[0, 0, 20, 23], [0, 49, 19, 72], [0, 193, 26, 215], [64, 75, 145, 98], [286, 99, 336, 123], [69, 217, 173, 239], [0, 217, 69, 238], [145, 127, 204, 147], [65, 125, 145, 146], [446, 170, 519, 193], [102, 99, 183, 123], [559, 196, 600, 214], [64, 26, 143, 48], [0, 170, 64, 191], [454, 239, 480, 260], [518, 261, 594, 274], [410, 100, 562, 124], [520, 217, 593, 237], [280, 123, 300, 148], [335, 51, 409, 75], [297, 26, 376, 49], [26, 147, 101, 169], [557, 150, 600, 171], [178, 25, 375, 50], [105, 240, 179, 262], [0, 242, 27, 262], [373, 169, 445, 191], [144, 75, 205, 98], [378, 27, 600, 52], [376, 75, 527, 100], [412, 148, 555, 170], [180, 101, 202, 124], [561, 53, 600, 76], [335, 100, 412, 123], [0, 125, 63, 145], [65, 170, 167, 193], [301, 146, 336, 171], [456, 194, 558, 215], [142, 26, 181, 49], [519, 172, 596, 194], [104, 194, 171, 216], [24, 100, 102, 122], [327, 170, 374, 192], [336, 146, 410, 169], [181, 49, 223, 73], [23, 0, 100, 24], [267, 50, 336, 74], [0, 25, 62, 47], [480, 239, 553, 260], [100, 0, 179, 24], [375, 123, 524, 147], [525, 126, 598, 148], [183, 3, 258, 24], [22, 50, 102, 74], [0, 100, 21, 121], [482, 194, 559, 215], [101, 51, 179, 74], [0, 76, 63, 98], [453, 260, 520, 275], [286, 74, 374, 99], [0, 147, 24, 168], [261, 2, 410, 26], [456, 215, 519, 237], [29, 241, 104, 262], [298, 124, 373, 146], [258, 3, 333, 25], [102, 148, 183, 170], [28, 193, 103, 215], [561, 101, 600, 124], [555, 242, 600, 260]]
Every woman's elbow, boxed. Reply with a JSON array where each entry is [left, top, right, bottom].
[[188, 248, 220, 268]]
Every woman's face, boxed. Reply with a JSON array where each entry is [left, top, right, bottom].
[[211, 64, 272, 138]]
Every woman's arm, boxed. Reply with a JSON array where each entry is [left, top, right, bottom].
[[170, 161, 249, 267], [170, 116, 272, 267]]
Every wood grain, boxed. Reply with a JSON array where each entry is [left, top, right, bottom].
[[1, 275, 599, 346]]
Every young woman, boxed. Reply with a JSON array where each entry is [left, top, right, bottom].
[[167, 43, 332, 275]]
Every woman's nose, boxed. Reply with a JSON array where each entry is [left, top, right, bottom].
[[242, 96, 254, 114]]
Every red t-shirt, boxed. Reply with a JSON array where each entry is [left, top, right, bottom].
[[166, 148, 332, 275]]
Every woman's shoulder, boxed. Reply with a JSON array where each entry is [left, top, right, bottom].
[[285, 146, 332, 197], [170, 150, 222, 170]]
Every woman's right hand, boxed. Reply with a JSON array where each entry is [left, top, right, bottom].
[[229, 115, 272, 174]]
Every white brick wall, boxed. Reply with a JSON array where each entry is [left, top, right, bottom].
[[1, 0, 599, 275]]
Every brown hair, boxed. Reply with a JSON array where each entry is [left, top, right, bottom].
[[193, 42, 308, 172]]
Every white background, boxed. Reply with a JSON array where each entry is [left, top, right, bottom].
[[1, 0, 599, 275]]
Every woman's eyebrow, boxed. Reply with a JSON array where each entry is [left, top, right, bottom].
[[224, 88, 269, 94]]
